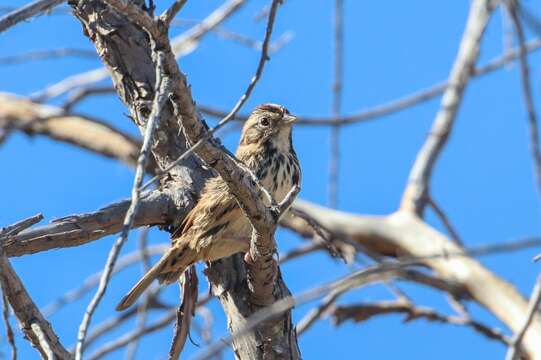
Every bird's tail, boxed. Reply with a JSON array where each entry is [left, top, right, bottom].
[[115, 246, 195, 311]]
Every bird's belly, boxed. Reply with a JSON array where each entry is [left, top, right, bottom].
[[202, 216, 251, 261], [261, 170, 294, 203]]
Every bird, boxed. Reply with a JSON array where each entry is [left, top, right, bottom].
[[116, 103, 301, 311]]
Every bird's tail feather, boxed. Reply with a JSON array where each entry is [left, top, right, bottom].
[[115, 247, 193, 311]]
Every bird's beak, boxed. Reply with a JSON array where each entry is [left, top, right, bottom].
[[282, 114, 297, 125]]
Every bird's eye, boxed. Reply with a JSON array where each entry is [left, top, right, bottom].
[[260, 117, 270, 127]]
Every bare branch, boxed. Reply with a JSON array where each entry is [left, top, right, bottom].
[[62, 86, 115, 111], [0, 48, 97, 65], [159, 0, 187, 27], [0, 93, 144, 168], [168, 266, 198, 360], [328, 0, 344, 208], [0, 0, 64, 33], [124, 228, 152, 360], [1, 293, 16, 360], [31, 67, 110, 103], [32, 0, 245, 103], [42, 244, 167, 317], [171, 0, 246, 56], [200, 36, 541, 128], [0, 219, 71, 359], [75, 52, 172, 360], [3, 190, 179, 257], [296, 289, 343, 336], [507, 2, 541, 200], [331, 299, 510, 346], [401, 0, 499, 214], [506, 274, 541, 360], [0, 213, 43, 238], [427, 196, 464, 246], [87, 309, 177, 360]]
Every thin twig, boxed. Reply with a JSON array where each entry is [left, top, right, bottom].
[[74, 53, 171, 360], [296, 288, 344, 335], [62, 86, 115, 111], [87, 309, 178, 360], [31, 67, 110, 102], [328, 0, 343, 208], [1, 293, 16, 360], [508, 2, 541, 199], [506, 274, 541, 360], [427, 196, 464, 246], [0, 48, 97, 65], [0, 218, 70, 359], [125, 227, 152, 360], [82, 289, 167, 350], [42, 244, 167, 316], [0, 0, 64, 33], [199, 34, 541, 128]]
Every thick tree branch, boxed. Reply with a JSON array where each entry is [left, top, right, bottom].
[[3, 190, 183, 257]]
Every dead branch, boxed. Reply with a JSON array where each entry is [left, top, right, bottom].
[[401, 0, 500, 215], [0, 48, 97, 65], [507, 1, 541, 201], [328, 0, 343, 208], [3, 190, 179, 257], [75, 51, 172, 359], [331, 300, 510, 345], [42, 244, 167, 316], [1, 292, 16, 360], [0, 0, 64, 33], [168, 266, 197, 360], [0, 93, 144, 168], [87, 309, 177, 360], [0, 216, 71, 359]]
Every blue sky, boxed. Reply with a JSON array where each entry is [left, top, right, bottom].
[[1, 0, 541, 359]]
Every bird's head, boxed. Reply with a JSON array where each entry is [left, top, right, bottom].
[[239, 104, 297, 148]]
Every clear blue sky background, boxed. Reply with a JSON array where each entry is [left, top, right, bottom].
[[1, 0, 541, 359]]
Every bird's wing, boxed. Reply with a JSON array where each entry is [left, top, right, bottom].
[[170, 176, 233, 241]]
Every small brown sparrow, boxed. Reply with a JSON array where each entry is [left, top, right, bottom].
[[116, 104, 301, 311]]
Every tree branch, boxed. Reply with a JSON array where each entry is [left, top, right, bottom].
[[0, 93, 146, 169], [401, 0, 500, 214], [506, 274, 541, 360], [331, 299, 510, 346], [0, 0, 64, 33], [0, 216, 71, 359]]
